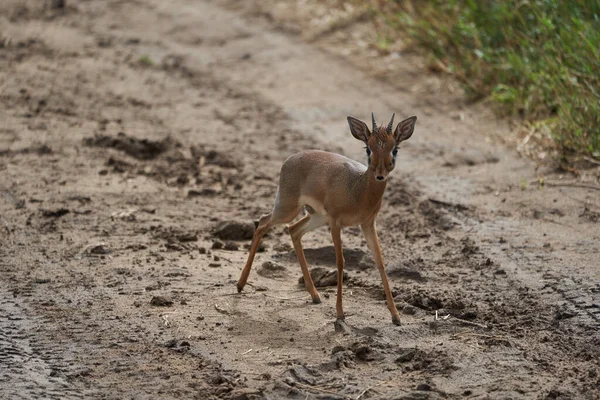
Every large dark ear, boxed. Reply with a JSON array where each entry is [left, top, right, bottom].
[[347, 116, 370, 142], [394, 116, 417, 143]]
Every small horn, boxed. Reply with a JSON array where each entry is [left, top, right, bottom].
[[387, 113, 395, 134], [371, 112, 377, 133]]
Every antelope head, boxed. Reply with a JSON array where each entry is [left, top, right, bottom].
[[347, 113, 417, 181]]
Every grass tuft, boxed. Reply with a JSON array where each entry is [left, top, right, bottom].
[[371, 0, 600, 159], [138, 54, 154, 67]]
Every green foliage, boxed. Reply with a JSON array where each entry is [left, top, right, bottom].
[[379, 0, 600, 157], [138, 55, 154, 66]]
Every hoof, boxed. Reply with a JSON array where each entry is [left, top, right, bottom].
[[334, 318, 348, 332], [236, 284, 244, 293], [392, 315, 401, 326], [312, 296, 322, 304]]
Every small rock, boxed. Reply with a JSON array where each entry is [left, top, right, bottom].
[[187, 188, 218, 198], [273, 243, 292, 252], [199, 247, 207, 254], [213, 220, 255, 241], [208, 263, 221, 268], [229, 388, 262, 400], [386, 264, 425, 281], [395, 349, 417, 363], [41, 208, 69, 218], [416, 383, 432, 391], [224, 241, 239, 251], [212, 240, 224, 250], [257, 261, 287, 278], [164, 339, 177, 348], [331, 346, 346, 354], [150, 296, 173, 307], [350, 343, 383, 362], [459, 311, 477, 320], [49, 0, 66, 9], [400, 304, 418, 315], [176, 232, 198, 242], [87, 243, 111, 255]]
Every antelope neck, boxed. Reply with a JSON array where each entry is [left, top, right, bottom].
[[359, 169, 387, 204]]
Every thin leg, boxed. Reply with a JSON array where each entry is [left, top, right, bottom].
[[237, 213, 272, 292], [329, 222, 345, 321], [361, 220, 401, 325], [289, 213, 328, 303]]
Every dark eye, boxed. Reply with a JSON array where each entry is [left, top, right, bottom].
[[392, 148, 398, 156], [366, 148, 371, 156]]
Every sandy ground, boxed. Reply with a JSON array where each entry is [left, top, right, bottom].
[[1, 1, 599, 399]]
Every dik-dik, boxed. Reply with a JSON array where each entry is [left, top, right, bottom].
[[237, 113, 417, 325]]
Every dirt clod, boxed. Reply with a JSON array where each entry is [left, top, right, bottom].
[[396, 349, 417, 363], [213, 220, 255, 241], [86, 243, 111, 255], [150, 296, 173, 307], [188, 188, 218, 198], [230, 388, 263, 400], [386, 264, 425, 281], [298, 267, 348, 287], [257, 261, 287, 278], [416, 383, 432, 391], [350, 343, 383, 362], [84, 132, 172, 160], [224, 241, 239, 251], [41, 208, 69, 218]]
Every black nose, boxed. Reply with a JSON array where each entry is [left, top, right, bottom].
[[376, 175, 384, 181]]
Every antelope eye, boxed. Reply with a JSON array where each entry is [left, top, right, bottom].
[[392, 148, 398, 156], [366, 148, 371, 156]]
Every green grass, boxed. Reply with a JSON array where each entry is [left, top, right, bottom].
[[372, 0, 600, 159], [138, 54, 154, 67]]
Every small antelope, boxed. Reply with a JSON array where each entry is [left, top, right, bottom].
[[237, 113, 417, 325]]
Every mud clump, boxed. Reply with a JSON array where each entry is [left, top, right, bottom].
[[150, 296, 173, 307], [229, 388, 263, 400], [84, 132, 172, 160], [0, 144, 53, 157], [40, 208, 69, 218], [223, 241, 239, 251], [395, 348, 456, 374], [350, 342, 384, 362], [213, 220, 255, 241], [257, 261, 287, 278], [188, 188, 218, 198], [461, 237, 480, 256], [203, 149, 238, 169], [298, 267, 348, 287], [152, 227, 198, 243], [580, 206, 600, 223], [386, 262, 425, 281], [85, 243, 111, 255]]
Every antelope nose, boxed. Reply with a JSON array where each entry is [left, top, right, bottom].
[[376, 175, 384, 181]]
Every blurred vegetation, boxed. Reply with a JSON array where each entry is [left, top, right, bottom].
[[370, 0, 600, 159]]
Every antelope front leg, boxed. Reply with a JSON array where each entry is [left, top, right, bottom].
[[361, 221, 401, 325], [330, 223, 346, 321]]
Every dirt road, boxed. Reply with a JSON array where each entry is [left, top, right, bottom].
[[1, 1, 598, 399]]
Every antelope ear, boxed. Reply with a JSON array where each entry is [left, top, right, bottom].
[[347, 116, 370, 142], [394, 116, 417, 143]]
